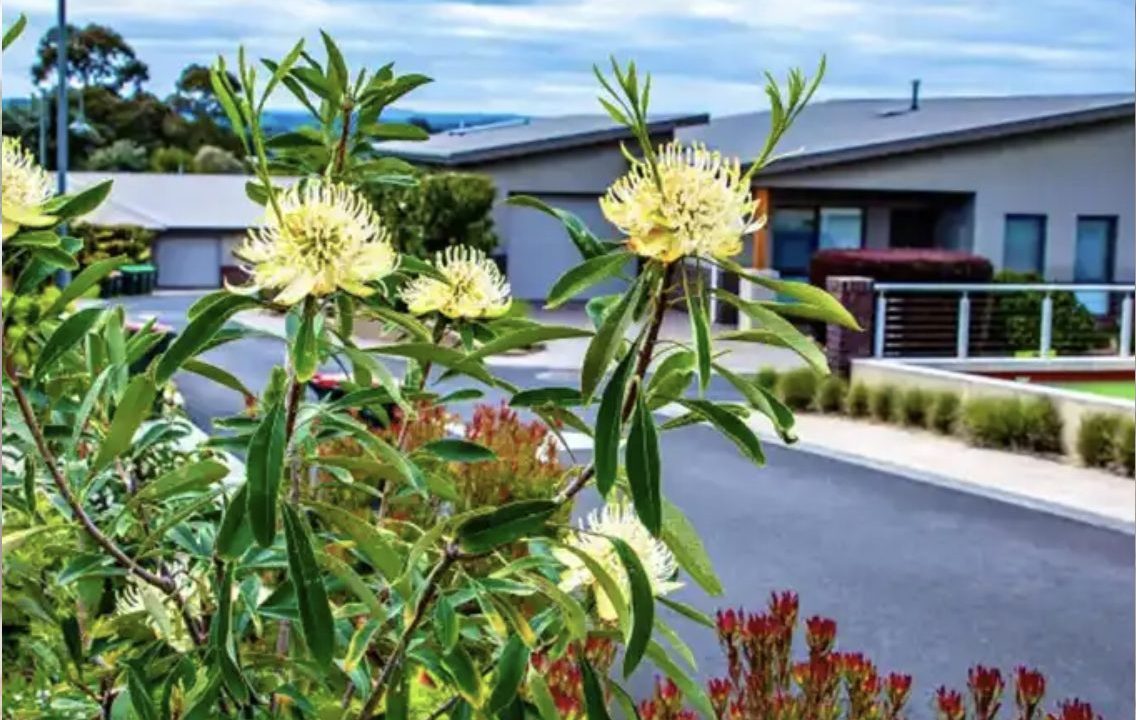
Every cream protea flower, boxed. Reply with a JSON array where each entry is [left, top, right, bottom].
[[600, 141, 763, 262], [236, 181, 398, 305], [401, 245, 511, 319], [2, 136, 55, 240], [554, 500, 682, 622]]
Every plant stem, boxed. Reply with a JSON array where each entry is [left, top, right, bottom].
[[357, 546, 458, 720], [6, 369, 205, 645], [333, 104, 353, 176]]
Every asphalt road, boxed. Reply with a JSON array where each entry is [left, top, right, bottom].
[[121, 294, 1134, 718]]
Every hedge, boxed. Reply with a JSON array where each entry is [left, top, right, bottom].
[[366, 172, 499, 259], [809, 248, 993, 289], [72, 223, 156, 269]]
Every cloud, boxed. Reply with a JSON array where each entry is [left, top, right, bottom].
[[2, 0, 1131, 116]]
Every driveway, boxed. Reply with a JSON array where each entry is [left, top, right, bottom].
[[119, 293, 1135, 718]]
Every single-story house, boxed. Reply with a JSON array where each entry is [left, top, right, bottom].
[[65, 172, 274, 289]]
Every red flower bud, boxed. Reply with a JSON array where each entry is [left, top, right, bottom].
[[805, 615, 837, 655], [936, 687, 966, 720], [886, 672, 913, 708], [1049, 699, 1101, 720], [968, 665, 1005, 720], [716, 608, 739, 637], [768, 590, 799, 628], [1015, 666, 1046, 715]]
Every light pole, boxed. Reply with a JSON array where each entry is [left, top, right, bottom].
[[55, 0, 71, 285]]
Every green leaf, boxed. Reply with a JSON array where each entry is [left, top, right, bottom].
[[31, 244, 78, 270], [654, 617, 697, 670], [386, 663, 410, 720], [182, 359, 255, 400], [265, 131, 324, 150], [247, 400, 287, 547], [35, 307, 103, 379], [210, 65, 247, 152], [130, 459, 229, 506], [362, 122, 430, 141], [421, 438, 496, 463], [344, 618, 383, 672], [44, 256, 127, 315], [509, 387, 583, 408], [657, 596, 715, 629], [3, 14, 27, 50], [595, 342, 638, 497], [215, 485, 254, 561], [361, 305, 432, 341], [92, 375, 156, 473], [525, 573, 586, 642], [507, 195, 608, 260], [155, 295, 259, 384], [582, 278, 641, 400], [127, 666, 159, 720], [586, 294, 621, 330], [488, 636, 530, 714], [442, 644, 483, 708], [48, 179, 113, 220], [282, 504, 335, 670], [292, 305, 320, 382], [713, 363, 795, 442], [364, 343, 494, 386], [609, 537, 653, 677], [579, 657, 613, 720], [644, 642, 716, 719], [554, 542, 629, 634], [661, 498, 722, 596], [354, 431, 426, 492], [687, 284, 712, 394], [5, 230, 59, 248], [528, 671, 560, 720], [545, 252, 631, 309], [317, 551, 385, 619], [713, 257, 860, 329], [466, 325, 593, 361], [61, 615, 83, 675], [307, 500, 403, 580], [715, 289, 829, 374], [435, 594, 459, 651], [678, 398, 765, 466], [319, 30, 349, 93], [625, 392, 662, 535], [456, 500, 558, 554]]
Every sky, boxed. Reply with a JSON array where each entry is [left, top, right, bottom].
[[2, 0, 1133, 117]]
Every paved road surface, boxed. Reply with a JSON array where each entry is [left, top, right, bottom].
[[121, 294, 1134, 718]]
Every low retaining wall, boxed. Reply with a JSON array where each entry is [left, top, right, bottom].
[[850, 358, 1134, 453]]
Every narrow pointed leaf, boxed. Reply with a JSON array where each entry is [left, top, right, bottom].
[[679, 398, 765, 466], [292, 307, 319, 382], [130, 459, 229, 505], [465, 325, 592, 361], [582, 279, 641, 400], [579, 657, 613, 720], [545, 252, 631, 309], [92, 375, 156, 473], [307, 500, 403, 580], [35, 307, 104, 379], [456, 500, 558, 554], [661, 498, 722, 596], [610, 536, 654, 677], [215, 484, 254, 560], [45, 256, 128, 317], [156, 295, 258, 383], [625, 392, 662, 534], [595, 343, 637, 496], [282, 504, 335, 670], [488, 636, 530, 714], [421, 438, 496, 463], [247, 401, 287, 547]]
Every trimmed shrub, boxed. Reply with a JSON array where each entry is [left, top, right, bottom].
[[898, 387, 930, 427], [72, 223, 156, 269], [814, 375, 848, 413], [368, 172, 499, 259], [1077, 413, 1122, 468], [927, 391, 961, 434], [993, 271, 1103, 355], [809, 248, 993, 290], [754, 366, 780, 392], [963, 397, 1024, 449], [192, 144, 245, 173], [868, 384, 898, 422], [150, 145, 194, 172], [845, 382, 871, 418], [1117, 418, 1135, 477], [1021, 397, 1063, 455], [777, 368, 819, 411]]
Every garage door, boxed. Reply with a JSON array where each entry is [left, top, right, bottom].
[[155, 236, 222, 288], [504, 194, 631, 302]]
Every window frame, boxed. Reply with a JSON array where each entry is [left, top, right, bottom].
[[1073, 214, 1117, 283]]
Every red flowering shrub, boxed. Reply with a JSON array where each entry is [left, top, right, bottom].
[[810, 248, 993, 289], [642, 591, 1102, 720], [531, 636, 616, 718]]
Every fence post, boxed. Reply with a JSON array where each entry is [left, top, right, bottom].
[[1039, 292, 1053, 357], [956, 292, 970, 358], [873, 292, 887, 358], [1120, 293, 1134, 358], [824, 276, 874, 374]]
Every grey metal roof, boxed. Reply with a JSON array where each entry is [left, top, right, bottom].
[[677, 93, 1135, 175], [379, 113, 709, 166], [64, 172, 293, 231]]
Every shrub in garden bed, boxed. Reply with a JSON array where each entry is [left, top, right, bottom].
[[814, 374, 847, 413], [755, 365, 780, 391], [1117, 418, 1135, 477], [637, 590, 1101, 720], [777, 367, 820, 411], [809, 248, 993, 289], [868, 384, 898, 422], [898, 386, 930, 427], [845, 381, 871, 418], [928, 390, 961, 434], [1077, 413, 1121, 468], [962, 396, 1063, 454]]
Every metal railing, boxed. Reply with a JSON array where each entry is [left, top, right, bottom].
[[873, 283, 1135, 359]]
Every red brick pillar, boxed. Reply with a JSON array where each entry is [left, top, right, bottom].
[[825, 276, 874, 375]]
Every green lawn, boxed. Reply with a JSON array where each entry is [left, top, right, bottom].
[[1047, 380, 1136, 400]]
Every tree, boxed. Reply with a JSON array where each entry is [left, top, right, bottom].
[[192, 144, 245, 174], [83, 138, 148, 171], [169, 63, 240, 119], [32, 23, 149, 94]]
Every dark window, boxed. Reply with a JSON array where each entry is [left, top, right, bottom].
[[1003, 214, 1046, 275], [1074, 216, 1116, 282]]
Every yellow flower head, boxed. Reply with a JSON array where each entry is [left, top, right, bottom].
[[2, 135, 55, 240], [237, 181, 398, 306], [401, 245, 511, 319], [554, 500, 682, 622], [600, 141, 763, 262]]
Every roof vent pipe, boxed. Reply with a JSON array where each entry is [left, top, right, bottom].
[[910, 79, 921, 111]]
